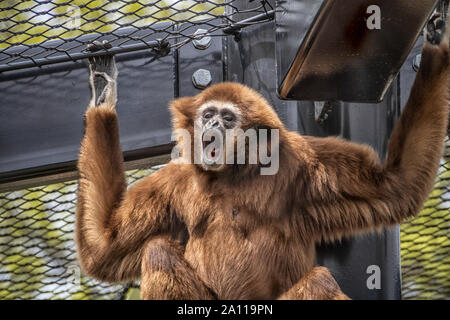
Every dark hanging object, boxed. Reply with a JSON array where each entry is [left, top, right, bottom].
[[276, 0, 439, 102]]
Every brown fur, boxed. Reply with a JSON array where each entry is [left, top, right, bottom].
[[141, 236, 215, 299], [76, 30, 449, 299], [278, 267, 350, 300]]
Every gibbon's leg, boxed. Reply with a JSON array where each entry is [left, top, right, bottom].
[[141, 237, 216, 300], [278, 267, 350, 300]]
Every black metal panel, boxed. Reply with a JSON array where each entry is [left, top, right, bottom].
[[224, 17, 299, 126], [399, 37, 424, 108], [225, 0, 409, 299], [177, 26, 223, 97], [275, 0, 437, 102], [0, 50, 174, 183]]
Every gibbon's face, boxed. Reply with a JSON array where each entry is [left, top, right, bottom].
[[194, 100, 242, 171], [170, 82, 285, 173]]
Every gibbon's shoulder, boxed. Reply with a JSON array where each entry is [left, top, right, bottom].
[[125, 161, 197, 202], [303, 135, 381, 165], [144, 160, 197, 184]]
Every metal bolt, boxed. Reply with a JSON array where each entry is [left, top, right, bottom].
[[192, 69, 212, 89], [412, 54, 421, 72], [192, 29, 211, 50]]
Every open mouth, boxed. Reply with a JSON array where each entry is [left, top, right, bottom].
[[202, 130, 222, 164]]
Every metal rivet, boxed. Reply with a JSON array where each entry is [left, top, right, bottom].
[[192, 69, 212, 90], [412, 54, 421, 72], [192, 29, 211, 50]]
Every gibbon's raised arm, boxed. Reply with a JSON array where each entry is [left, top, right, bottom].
[[76, 56, 181, 282], [299, 20, 449, 242]]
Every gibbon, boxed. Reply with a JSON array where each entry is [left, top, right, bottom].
[[76, 16, 449, 299]]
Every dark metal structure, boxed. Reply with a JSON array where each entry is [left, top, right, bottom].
[[276, 0, 438, 102], [0, 0, 447, 299]]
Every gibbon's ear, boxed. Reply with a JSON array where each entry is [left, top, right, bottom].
[[169, 96, 197, 130]]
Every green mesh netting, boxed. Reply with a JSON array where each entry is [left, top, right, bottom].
[[0, 166, 158, 299], [400, 136, 450, 300]]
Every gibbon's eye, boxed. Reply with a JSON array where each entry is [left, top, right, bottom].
[[203, 112, 214, 120], [203, 107, 217, 120], [222, 113, 235, 122]]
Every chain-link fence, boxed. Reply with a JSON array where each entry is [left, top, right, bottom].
[[400, 136, 450, 300], [0, 166, 159, 299], [0, 0, 273, 73]]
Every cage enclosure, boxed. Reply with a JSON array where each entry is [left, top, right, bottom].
[[0, 0, 448, 301]]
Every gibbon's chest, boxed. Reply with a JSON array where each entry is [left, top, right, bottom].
[[182, 196, 312, 299]]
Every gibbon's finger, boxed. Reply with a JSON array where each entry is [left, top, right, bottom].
[[425, 10, 450, 48], [426, 14, 444, 45]]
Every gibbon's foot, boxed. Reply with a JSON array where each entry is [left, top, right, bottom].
[[278, 266, 350, 300], [88, 55, 118, 108], [141, 237, 216, 300], [426, 13, 446, 46]]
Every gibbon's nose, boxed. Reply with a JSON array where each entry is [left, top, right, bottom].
[[206, 119, 220, 130]]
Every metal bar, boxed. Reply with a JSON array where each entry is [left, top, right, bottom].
[[223, 9, 275, 34], [0, 41, 163, 73], [0, 49, 154, 82], [0, 153, 171, 193]]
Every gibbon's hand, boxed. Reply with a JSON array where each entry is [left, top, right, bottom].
[[88, 55, 118, 108], [426, 13, 447, 45]]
